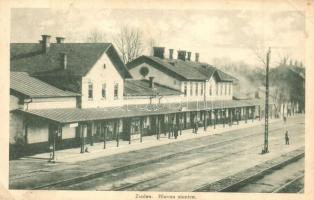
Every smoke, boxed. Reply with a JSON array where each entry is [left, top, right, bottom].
[[213, 58, 264, 98]]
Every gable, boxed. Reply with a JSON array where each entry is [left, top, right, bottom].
[[127, 56, 234, 82], [84, 50, 124, 81], [127, 56, 186, 81], [106, 45, 132, 79]]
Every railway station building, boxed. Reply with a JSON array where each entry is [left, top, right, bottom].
[[9, 35, 271, 159]]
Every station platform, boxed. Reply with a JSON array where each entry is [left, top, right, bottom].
[[25, 118, 272, 163]]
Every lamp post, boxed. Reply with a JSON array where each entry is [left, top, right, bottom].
[[262, 47, 271, 154]]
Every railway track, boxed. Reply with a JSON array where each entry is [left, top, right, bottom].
[[193, 150, 304, 193], [48, 130, 303, 191], [35, 131, 261, 190], [272, 174, 304, 193], [112, 147, 304, 192], [42, 132, 266, 190], [112, 143, 270, 191]]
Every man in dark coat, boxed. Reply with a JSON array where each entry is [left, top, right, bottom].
[[285, 131, 289, 145], [195, 120, 199, 134], [174, 125, 178, 139]]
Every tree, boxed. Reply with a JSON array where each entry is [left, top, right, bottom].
[[147, 37, 159, 56], [86, 29, 106, 43], [113, 25, 144, 64]]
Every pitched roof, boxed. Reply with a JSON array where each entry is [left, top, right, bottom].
[[10, 43, 132, 78], [10, 72, 79, 98], [15, 99, 263, 123], [127, 55, 237, 82], [124, 79, 183, 96]]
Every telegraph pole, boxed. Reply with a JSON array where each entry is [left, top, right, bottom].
[[262, 47, 271, 154]]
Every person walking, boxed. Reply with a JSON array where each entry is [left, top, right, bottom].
[[285, 131, 289, 145]]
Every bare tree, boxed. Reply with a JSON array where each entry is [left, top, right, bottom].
[[147, 37, 159, 56], [86, 29, 106, 43], [248, 41, 268, 67], [113, 25, 144, 64]]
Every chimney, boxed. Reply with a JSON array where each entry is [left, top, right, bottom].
[[149, 76, 155, 89], [169, 49, 174, 59], [60, 53, 67, 70], [56, 37, 65, 44], [153, 47, 165, 59], [177, 50, 187, 61], [187, 52, 192, 61], [41, 35, 51, 53], [195, 52, 199, 62]]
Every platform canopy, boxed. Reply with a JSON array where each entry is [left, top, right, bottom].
[[14, 99, 265, 124]]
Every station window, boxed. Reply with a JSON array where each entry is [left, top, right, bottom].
[[209, 85, 212, 96], [200, 83, 204, 96], [229, 83, 232, 95], [184, 82, 187, 96], [195, 83, 199, 96], [216, 84, 219, 96], [88, 82, 93, 100], [114, 83, 119, 100], [190, 83, 193, 96], [225, 83, 227, 95], [102, 83, 107, 99]]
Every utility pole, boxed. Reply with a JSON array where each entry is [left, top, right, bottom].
[[262, 47, 271, 154]]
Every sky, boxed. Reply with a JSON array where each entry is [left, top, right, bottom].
[[11, 8, 306, 68]]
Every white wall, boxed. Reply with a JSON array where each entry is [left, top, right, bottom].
[[9, 112, 23, 144], [129, 62, 182, 91], [27, 97, 77, 110], [27, 119, 49, 144], [125, 95, 184, 105], [10, 95, 22, 111], [180, 79, 233, 102], [62, 125, 76, 139], [82, 52, 124, 108]]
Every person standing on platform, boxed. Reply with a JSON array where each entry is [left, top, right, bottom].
[[49, 144, 53, 162], [195, 120, 199, 134], [285, 131, 290, 145], [174, 125, 178, 139], [171, 121, 174, 138]]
